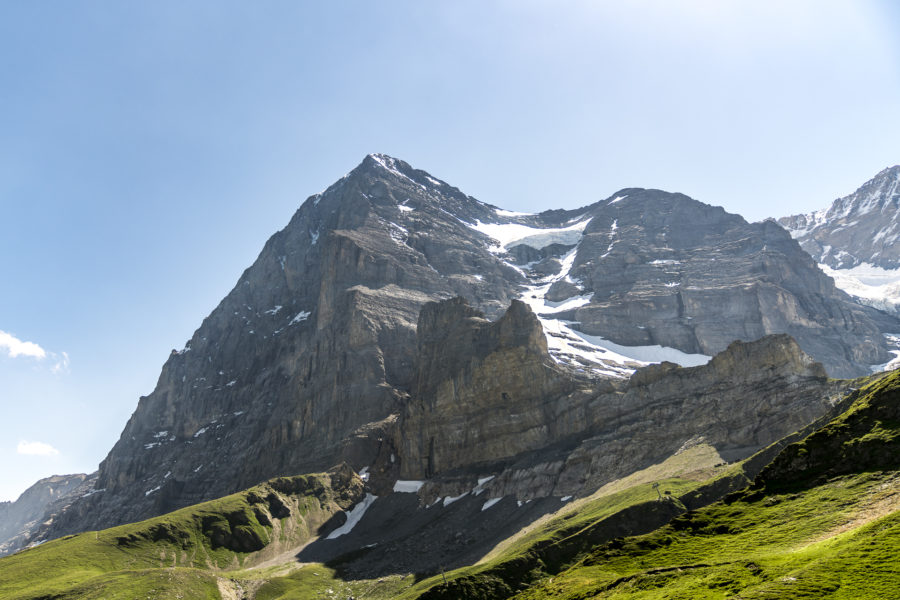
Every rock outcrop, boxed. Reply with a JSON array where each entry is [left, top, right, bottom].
[[399, 297, 585, 479]]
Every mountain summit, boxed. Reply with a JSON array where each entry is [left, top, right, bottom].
[[780, 165, 900, 270]]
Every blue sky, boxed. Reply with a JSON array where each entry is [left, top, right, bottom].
[[1, 1, 899, 502]]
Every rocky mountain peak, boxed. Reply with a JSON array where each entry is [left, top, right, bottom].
[[779, 165, 900, 270]]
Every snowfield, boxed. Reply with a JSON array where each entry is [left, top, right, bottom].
[[475, 213, 712, 377]]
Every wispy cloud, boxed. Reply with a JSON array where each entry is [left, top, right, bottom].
[[17, 441, 60, 456], [51, 351, 70, 375], [0, 330, 47, 359]]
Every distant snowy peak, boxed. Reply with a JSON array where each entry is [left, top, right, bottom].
[[779, 165, 900, 270]]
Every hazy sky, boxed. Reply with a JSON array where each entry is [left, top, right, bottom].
[[2, 1, 899, 502]]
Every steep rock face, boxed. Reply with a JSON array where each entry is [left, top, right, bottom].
[[39, 155, 525, 540], [399, 298, 586, 479], [544, 189, 893, 378], [484, 334, 840, 500], [779, 166, 900, 270], [0, 474, 90, 556]]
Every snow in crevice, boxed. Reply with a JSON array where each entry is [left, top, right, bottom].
[[326, 493, 378, 539], [289, 311, 311, 325], [388, 222, 410, 244], [370, 154, 426, 190], [601, 220, 618, 258], [442, 492, 468, 506], [481, 497, 503, 511], [473, 475, 494, 496]]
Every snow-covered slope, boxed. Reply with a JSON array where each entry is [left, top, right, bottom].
[[464, 215, 712, 377], [779, 165, 900, 270], [779, 165, 900, 316]]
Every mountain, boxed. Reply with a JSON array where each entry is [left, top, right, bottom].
[[780, 166, 900, 270], [7, 154, 899, 553], [780, 165, 900, 318], [0, 474, 91, 556]]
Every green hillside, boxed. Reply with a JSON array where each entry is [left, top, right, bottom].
[[0, 465, 362, 599]]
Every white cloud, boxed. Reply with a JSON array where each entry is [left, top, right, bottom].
[[0, 330, 47, 359], [17, 441, 60, 456]]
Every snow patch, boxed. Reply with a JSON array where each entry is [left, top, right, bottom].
[[264, 305, 283, 316], [820, 263, 900, 314], [193, 427, 208, 438], [326, 493, 378, 539], [145, 486, 161, 496], [517, 241, 710, 376], [481, 497, 503, 511], [392, 480, 425, 493], [443, 492, 468, 506], [468, 218, 592, 253], [494, 208, 534, 217], [289, 311, 311, 325], [473, 475, 495, 496], [873, 334, 900, 372]]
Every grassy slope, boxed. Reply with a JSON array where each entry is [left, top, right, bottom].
[[509, 369, 900, 599], [0, 467, 360, 600]]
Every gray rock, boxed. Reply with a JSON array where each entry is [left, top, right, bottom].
[[0, 473, 92, 556], [779, 165, 900, 270]]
